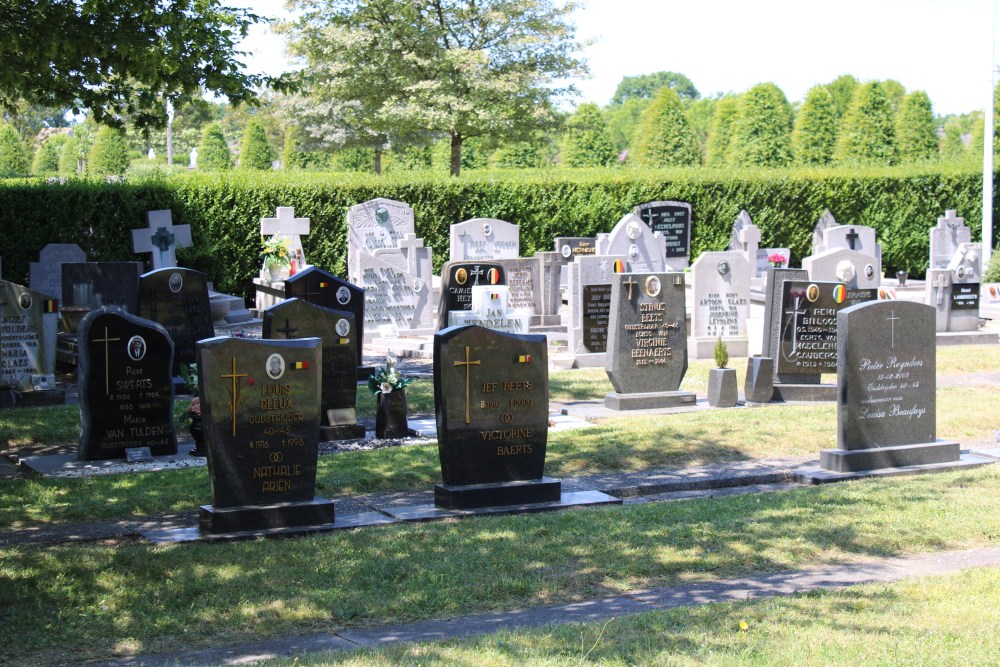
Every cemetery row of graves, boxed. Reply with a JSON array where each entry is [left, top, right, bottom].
[[1, 193, 996, 541]]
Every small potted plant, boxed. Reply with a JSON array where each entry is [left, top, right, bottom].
[[260, 235, 291, 281], [368, 353, 413, 439], [179, 363, 206, 456], [707, 336, 738, 408]]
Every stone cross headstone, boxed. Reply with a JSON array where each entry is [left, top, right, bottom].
[[930, 210, 972, 270], [449, 218, 520, 261], [817, 300, 959, 473], [29, 243, 86, 300], [197, 335, 332, 534], [284, 267, 365, 369], [0, 281, 60, 401], [77, 308, 176, 460], [261, 207, 310, 272], [632, 201, 691, 269], [926, 242, 982, 332], [346, 198, 416, 286], [357, 250, 434, 339], [812, 209, 838, 254], [566, 255, 629, 356], [433, 325, 558, 509], [689, 251, 751, 359], [131, 210, 193, 270], [138, 267, 215, 374], [263, 298, 363, 440], [597, 214, 667, 273], [437, 261, 506, 330], [729, 210, 761, 276], [604, 272, 695, 410]]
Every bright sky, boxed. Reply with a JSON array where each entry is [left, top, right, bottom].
[[238, 0, 997, 116]]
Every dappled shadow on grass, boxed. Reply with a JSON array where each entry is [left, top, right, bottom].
[[315, 443, 441, 495], [4, 468, 998, 664]]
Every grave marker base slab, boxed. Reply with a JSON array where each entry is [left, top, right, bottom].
[[199, 498, 335, 534], [142, 511, 394, 544], [819, 440, 960, 473], [319, 424, 366, 441], [794, 449, 990, 485], [604, 390, 697, 411], [434, 477, 562, 510], [771, 383, 836, 402], [0, 388, 65, 408], [394, 489, 619, 520]]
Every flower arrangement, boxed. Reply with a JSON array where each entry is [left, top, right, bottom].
[[367, 354, 414, 396], [767, 252, 787, 267], [260, 235, 292, 270]]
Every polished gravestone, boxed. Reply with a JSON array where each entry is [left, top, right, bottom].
[[284, 267, 365, 370], [138, 267, 214, 374], [197, 336, 332, 534], [62, 262, 142, 318], [263, 298, 363, 440], [78, 308, 176, 460], [433, 325, 558, 509], [815, 301, 959, 474], [633, 200, 691, 270], [0, 280, 63, 407], [604, 272, 695, 410], [437, 261, 506, 330]]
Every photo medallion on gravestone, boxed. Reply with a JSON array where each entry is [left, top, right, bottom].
[[196, 336, 332, 535], [262, 298, 363, 440], [77, 308, 176, 460], [138, 267, 214, 375], [437, 261, 506, 330], [284, 266, 366, 371], [433, 325, 558, 509]]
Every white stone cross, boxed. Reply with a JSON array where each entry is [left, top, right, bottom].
[[261, 207, 311, 270], [131, 209, 192, 269], [396, 233, 425, 277]]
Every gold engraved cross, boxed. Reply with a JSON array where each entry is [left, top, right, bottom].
[[622, 276, 638, 300], [219, 355, 248, 437], [93, 326, 121, 396], [453, 345, 481, 425]]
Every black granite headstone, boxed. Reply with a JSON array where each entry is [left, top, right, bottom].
[[633, 201, 691, 259], [61, 262, 142, 314], [951, 283, 980, 310], [197, 336, 332, 533], [437, 261, 506, 330], [78, 308, 176, 460], [818, 300, 959, 472], [554, 237, 598, 260], [263, 298, 363, 439], [284, 267, 364, 369], [582, 284, 612, 353], [433, 325, 558, 508], [138, 267, 215, 374]]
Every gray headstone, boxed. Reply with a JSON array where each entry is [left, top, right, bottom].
[[29, 243, 86, 300], [496, 257, 543, 318], [566, 255, 630, 355], [930, 210, 972, 270], [449, 218, 520, 261], [762, 268, 808, 376], [371, 232, 434, 290], [138, 267, 215, 374], [689, 251, 750, 358], [729, 210, 761, 277], [755, 248, 791, 279], [131, 210, 193, 270], [744, 356, 774, 403], [598, 214, 667, 273], [358, 251, 433, 338], [802, 247, 881, 289], [78, 308, 176, 460], [197, 336, 331, 532], [0, 281, 59, 392], [347, 198, 415, 285], [812, 209, 838, 254], [263, 298, 359, 431]]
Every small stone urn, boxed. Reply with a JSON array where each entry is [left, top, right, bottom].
[[896, 270, 908, 287]]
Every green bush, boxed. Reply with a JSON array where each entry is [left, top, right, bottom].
[[792, 86, 837, 166], [726, 83, 793, 167], [704, 97, 739, 166], [58, 134, 82, 176], [835, 81, 898, 166], [0, 165, 989, 294], [0, 122, 29, 177], [896, 91, 939, 163], [197, 123, 232, 171], [984, 251, 1000, 283], [31, 134, 66, 176], [560, 103, 617, 167], [239, 119, 274, 170], [87, 126, 129, 176], [631, 88, 701, 167]]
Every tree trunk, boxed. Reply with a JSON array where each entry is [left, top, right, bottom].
[[165, 99, 174, 166], [374, 147, 382, 175], [450, 132, 462, 177]]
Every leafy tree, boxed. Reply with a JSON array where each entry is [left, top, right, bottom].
[[560, 103, 617, 167], [3, 101, 72, 142], [880, 79, 906, 113], [630, 87, 701, 167], [0, 122, 28, 176], [31, 134, 67, 175], [834, 81, 898, 165], [58, 134, 82, 175], [87, 125, 129, 176], [704, 96, 739, 166], [939, 118, 968, 163], [686, 96, 718, 156], [0, 0, 283, 132], [281, 0, 586, 176], [896, 91, 938, 162], [490, 135, 554, 168], [604, 98, 649, 153], [726, 83, 793, 167], [239, 119, 274, 169], [825, 74, 859, 122], [197, 123, 232, 171], [610, 72, 699, 105], [792, 85, 837, 165]]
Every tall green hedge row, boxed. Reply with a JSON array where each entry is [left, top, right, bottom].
[[0, 165, 990, 299]]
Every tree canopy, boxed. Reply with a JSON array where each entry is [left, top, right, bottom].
[[610, 72, 699, 105], [281, 0, 587, 176], [0, 0, 283, 131], [835, 81, 898, 166], [560, 103, 616, 167], [726, 83, 793, 167], [630, 87, 701, 167], [792, 85, 837, 165]]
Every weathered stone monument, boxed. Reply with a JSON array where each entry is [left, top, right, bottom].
[[61, 262, 142, 332], [77, 308, 176, 460], [29, 243, 86, 300], [197, 336, 331, 534], [929, 210, 972, 270], [131, 210, 192, 270], [597, 214, 667, 273], [689, 251, 750, 359], [347, 198, 416, 286], [926, 210, 982, 333], [0, 280, 62, 407], [604, 272, 695, 409], [565, 255, 630, 363], [449, 218, 520, 261], [357, 250, 434, 339]]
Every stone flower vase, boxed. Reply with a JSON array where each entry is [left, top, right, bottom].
[[376, 389, 409, 439], [707, 368, 738, 408], [267, 263, 283, 282]]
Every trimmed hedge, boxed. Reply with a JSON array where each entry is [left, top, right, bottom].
[[0, 165, 991, 299]]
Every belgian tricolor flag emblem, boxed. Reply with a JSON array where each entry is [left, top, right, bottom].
[[613, 259, 626, 273], [832, 284, 847, 304], [490, 292, 499, 300], [338, 338, 350, 345], [487, 268, 501, 284], [514, 354, 532, 364], [293, 361, 310, 370], [44, 299, 58, 313], [319, 281, 328, 288]]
